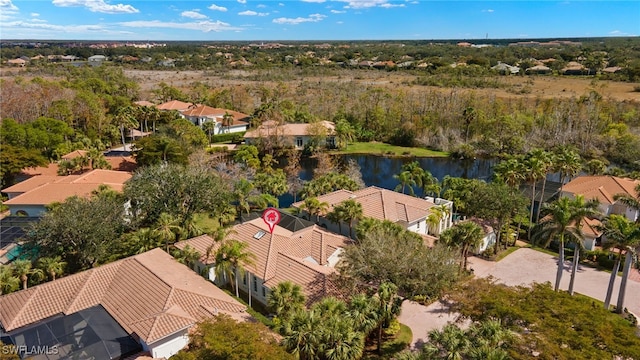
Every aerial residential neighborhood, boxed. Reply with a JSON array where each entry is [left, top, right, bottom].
[[2, 33, 640, 359]]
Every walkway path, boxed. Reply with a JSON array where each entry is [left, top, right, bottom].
[[400, 247, 640, 349]]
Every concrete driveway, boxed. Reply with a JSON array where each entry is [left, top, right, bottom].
[[400, 247, 640, 349]]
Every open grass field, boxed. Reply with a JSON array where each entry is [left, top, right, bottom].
[[333, 142, 449, 157]]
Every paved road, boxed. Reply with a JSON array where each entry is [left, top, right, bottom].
[[399, 247, 640, 349]]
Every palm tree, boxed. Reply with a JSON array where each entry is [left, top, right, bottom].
[[530, 149, 554, 222], [222, 112, 234, 134], [595, 214, 640, 311], [215, 239, 256, 298], [613, 183, 640, 219], [154, 212, 183, 252], [428, 204, 451, 236], [11, 260, 43, 290], [493, 157, 526, 190], [554, 147, 582, 194], [37, 256, 66, 281], [202, 121, 216, 144], [0, 266, 19, 295], [532, 195, 599, 293], [425, 324, 471, 360], [393, 170, 416, 196], [524, 152, 546, 239], [300, 197, 328, 223], [335, 199, 363, 240], [268, 281, 306, 320], [176, 245, 201, 271], [281, 309, 322, 360], [440, 222, 485, 272], [114, 105, 139, 151], [326, 206, 345, 235], [233, 179, 254, 216], [374, 282, 402, 354], [348, 294, 378, 334]]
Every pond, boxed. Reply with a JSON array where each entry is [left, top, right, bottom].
[[280, 154, 497, 207]]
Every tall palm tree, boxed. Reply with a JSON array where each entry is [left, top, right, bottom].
[[532, 195, 599, 293], [281, 309, 322, 360], [0, 266, 19, 295], [335, 199, 363, 240], [326, 206, 345, 235], [233, 179, 254, 216], [176, 245, 201, 271], [215, 239, 256, 298], [393, 170, 416, 196], [11, 260, 43, 290], [493, 157, 526, 190], [374, 282, 402, 354], [202, 121, 216, 144], [530, 149, 554, 222], [223, 112, 234, 134], [348, 294, 378, 335], [440, 222, 485, 272], [300, 197, 328, 223], [268, 281, 306, 320], [114, 105, 139, 151], [37, 256, 66, 281], [154, 212, 183, 252], [428, 204, 452, 236], [554, 147, 582, 194], [595, 214, 640, 311], [524, 152, 546, 239]]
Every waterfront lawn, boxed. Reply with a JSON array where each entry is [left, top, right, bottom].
[[335, 142, 449, 158]]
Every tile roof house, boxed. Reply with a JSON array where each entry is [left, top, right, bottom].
[[1, 169, 132, 217], [0, 248, 247, 359], [175, 215, 352, 307], [562, 175, 640, 223], [179, 104, 250, 133], [291, 186, 453, 238], [155, 100, 193, 111], [244, 120, 336, 149]]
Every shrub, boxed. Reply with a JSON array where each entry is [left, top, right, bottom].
[[210, 131, 246, 144]]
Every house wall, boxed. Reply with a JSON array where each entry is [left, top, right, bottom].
[[237, 271, 269, 307], [8, 205, 47, 217], [146, 329, 190, 359], [582, 236, 597, 251], [475, 232, 497, 254], [407, 219, 428, 235]]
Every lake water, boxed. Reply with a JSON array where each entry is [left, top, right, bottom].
[[280, 155, 497, 207]]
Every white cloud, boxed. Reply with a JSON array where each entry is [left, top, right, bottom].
[[330, 9, 346, 13], [52, 0, 139, 14], [273, 13, 326, 25], [237, 0, 246, 3], [257, 4, 266, 8], [336, 0, 389, 9], [181, 10, 208, 19], [119, 19, 242, 32], [239, 10, 269, 16], [3, 20, 106, 33], [279, 2, 284, 6], [31, 12, 40, 17], [208, 3, 227, 11], [380, 3, 404, 8], [302, 0, 326, 2], [482, 9, 494, 13], [0, 0, 18, 11]]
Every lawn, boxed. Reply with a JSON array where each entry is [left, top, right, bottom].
[[334, 142, 449, 158], [363, 323, 412, 359]]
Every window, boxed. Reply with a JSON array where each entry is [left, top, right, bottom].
[[243, 273, 247, 285], [254, 230, 266, 240], [296, 137, 303, 147], [262, 286, 266, 297], [417, 222, 420, 229], [253, 277, 258, 292]]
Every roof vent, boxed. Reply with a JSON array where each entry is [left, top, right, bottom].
[[254, 230, 266, 239]]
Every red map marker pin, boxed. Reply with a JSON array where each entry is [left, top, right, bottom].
[[262, 207, 281, 234]]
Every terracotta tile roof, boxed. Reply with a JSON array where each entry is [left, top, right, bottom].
[[180, 105, 249, 125], [175, 218, 352, 304], [562, 176, 640, 205], [3, 170, 132, 206], [174, 234, 220, 264], [581, 218, 602, 238], [244, 121, 335, 138], [156, 100, 193, 111], [292, 186, 437, 224], [0, 249, 247, 344], [61, 150, 88, 160], [17, 157, 137, 177], [134, 100, 155, 107], [2, 175, 64, 194]]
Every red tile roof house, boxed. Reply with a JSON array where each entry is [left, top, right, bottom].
[[0, 248, 248, 359], [244, 120, 337, 150], [155, 100, 193, 112], [291, 186, 454, 239], [179, 104, 250, 133], [561, 175, 640, 250], [1, 169, 132, 217], [175, 215, 352, 308]]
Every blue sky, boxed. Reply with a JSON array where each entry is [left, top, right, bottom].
[[1, 1, 638, 41]]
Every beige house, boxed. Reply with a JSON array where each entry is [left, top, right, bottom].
[[180, 104, 249, 133], [0, 249, 247, 359], [244, 120, 336, 149], [2, 169, 132, 217], [292, 186, 453, 238], [175, 215, 352, 307]]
